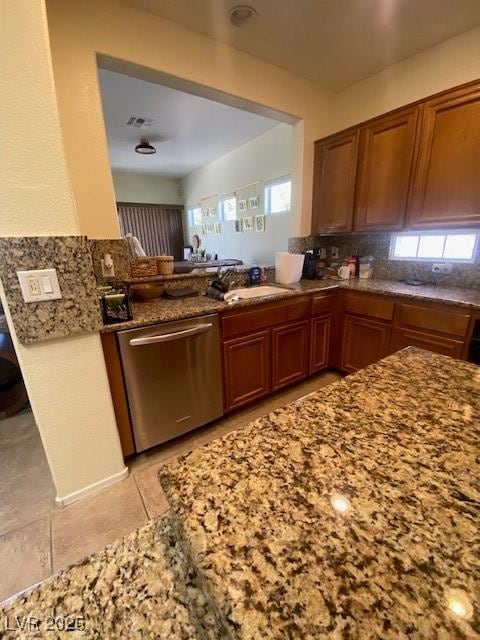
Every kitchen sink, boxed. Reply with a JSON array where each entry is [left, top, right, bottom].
[[224, 285, 292, 302]]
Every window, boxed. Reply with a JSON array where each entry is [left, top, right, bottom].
[[220, 195, 237, 221], [264, 177, 291, 214], [187, 205, 202, 227], [390, 230, 479, 263]]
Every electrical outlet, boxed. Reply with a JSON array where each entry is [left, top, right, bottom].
[[432, 263, 453, 274], [17, 269, 62, 303]]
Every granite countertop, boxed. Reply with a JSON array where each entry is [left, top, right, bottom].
[[101, 278, 480, 333], [101, 287, 306, 333], [160, 348, 480, 639], [0, 515, 226, 640], [3, 349, 479, 637]]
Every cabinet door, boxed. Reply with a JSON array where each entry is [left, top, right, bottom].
[[223, 330, 270, 411], [341, 315, 390, 373], [272, 321, 309, 390], [408, 83, 480, 228], [312, 129, 359, 234], [310, 316, 331, 374], [354, 107, 420, 231], [390, 327, 464, 359]]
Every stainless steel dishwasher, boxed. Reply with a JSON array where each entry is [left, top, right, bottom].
[[117, 314, 223, 452]]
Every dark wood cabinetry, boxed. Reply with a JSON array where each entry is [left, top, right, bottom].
[[408, 83, 480, 228], [104, 287, 478, 459], [312, 130, 359, 233], [272, 321, 309, 390], [223, 330, 270, 410], [310, 316, 331, 373], [221, 295, 334, 411], [312, 80, 480, 234], [354, 107, 420, 231], [341, 315, 391, 373]]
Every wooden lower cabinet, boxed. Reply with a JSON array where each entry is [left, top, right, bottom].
[[272, 321, 309, 390], [223, 330, 271, 411], [310, 315, 331, 374], [341, 314, 391, 373], [390, 327, 464, 358]]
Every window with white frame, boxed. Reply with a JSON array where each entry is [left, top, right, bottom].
[[389, 230, 479, 263], [264, 177, 292, 214], [220, 195, 237, 221], [187, 205, 202, 227]]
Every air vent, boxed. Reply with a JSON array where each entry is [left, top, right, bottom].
[[126, 114, 154, 128]]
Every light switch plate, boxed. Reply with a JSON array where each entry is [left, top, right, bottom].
[[17, 268, 62, 303]]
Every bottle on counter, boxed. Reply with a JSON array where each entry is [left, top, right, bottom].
[[347, 255, 357, 277]]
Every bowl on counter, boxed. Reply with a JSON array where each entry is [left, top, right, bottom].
[[129, 283, 165, 301]]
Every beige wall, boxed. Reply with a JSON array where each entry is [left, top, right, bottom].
[[0, 0, 126, 501], [332, 25, 480, 132], [45, 0, 334, 239], [45, 1, 480, 240], [112, 170, 183, 205], [183, 124, 293, 264]]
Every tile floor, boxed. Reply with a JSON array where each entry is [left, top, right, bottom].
[[0, 370, 341, 603]]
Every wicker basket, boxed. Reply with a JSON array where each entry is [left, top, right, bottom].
[[130, 258, 157, 278], [156, 255, 174, 276]]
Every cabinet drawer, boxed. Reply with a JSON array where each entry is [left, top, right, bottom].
[[396, 303, 471, 338], [312, 293, 335, 316], [390, 327, 464, 358], [343, 292, 394, 321], [222, 297, 310, 339]]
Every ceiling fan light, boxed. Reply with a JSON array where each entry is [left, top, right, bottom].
[[135, 138, 156, 154]]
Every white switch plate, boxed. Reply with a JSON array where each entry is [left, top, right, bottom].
[[17, 268, 62, 303]]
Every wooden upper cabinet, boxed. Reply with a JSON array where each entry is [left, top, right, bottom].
[[312, 129, 359, 234], [408, 82, 480, 228], [354, 107, 420, 231]]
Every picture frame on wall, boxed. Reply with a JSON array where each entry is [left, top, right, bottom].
[[249, 196, 259, 210], [238, 199, 248, 213], [234, 220, 242, 233], [255, 214, 265, 232], [243, 216, 254, 231]]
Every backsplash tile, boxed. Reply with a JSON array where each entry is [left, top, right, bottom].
[[0, 236, 102, 344], [289, 233, 480, 289]]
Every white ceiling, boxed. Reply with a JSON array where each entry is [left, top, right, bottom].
[[119, 0, 480, 91], [98, 69, 281, 176]]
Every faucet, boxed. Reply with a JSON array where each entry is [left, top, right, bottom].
[[217, 267, 237, 290]]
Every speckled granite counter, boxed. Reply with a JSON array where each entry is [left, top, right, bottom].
[[0, 515, 226, 640], [294, 277, 480, 309], [101, 278, 480, 334], [160, 348, 480, 639]]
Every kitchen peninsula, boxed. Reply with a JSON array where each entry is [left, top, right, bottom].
[[2, 347, 478, 638]]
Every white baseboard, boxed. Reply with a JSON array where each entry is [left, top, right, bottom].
[[55, 466, 129, 507]]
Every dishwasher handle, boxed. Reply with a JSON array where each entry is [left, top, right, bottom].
[[129, 323, 213, 346]]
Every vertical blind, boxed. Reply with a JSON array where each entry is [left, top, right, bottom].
[[117, 202, 184, 260]]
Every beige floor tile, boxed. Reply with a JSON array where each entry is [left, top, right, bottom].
[[134, 464, 170, 519], [0, 516, 51, 603], [52, 476, 147, 573], [0, 412, 55, 536]]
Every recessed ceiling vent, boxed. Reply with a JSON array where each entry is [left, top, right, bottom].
[[126, 114, 154, 129]]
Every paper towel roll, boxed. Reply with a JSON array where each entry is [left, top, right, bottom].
[[275, 252, 305, 284]]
